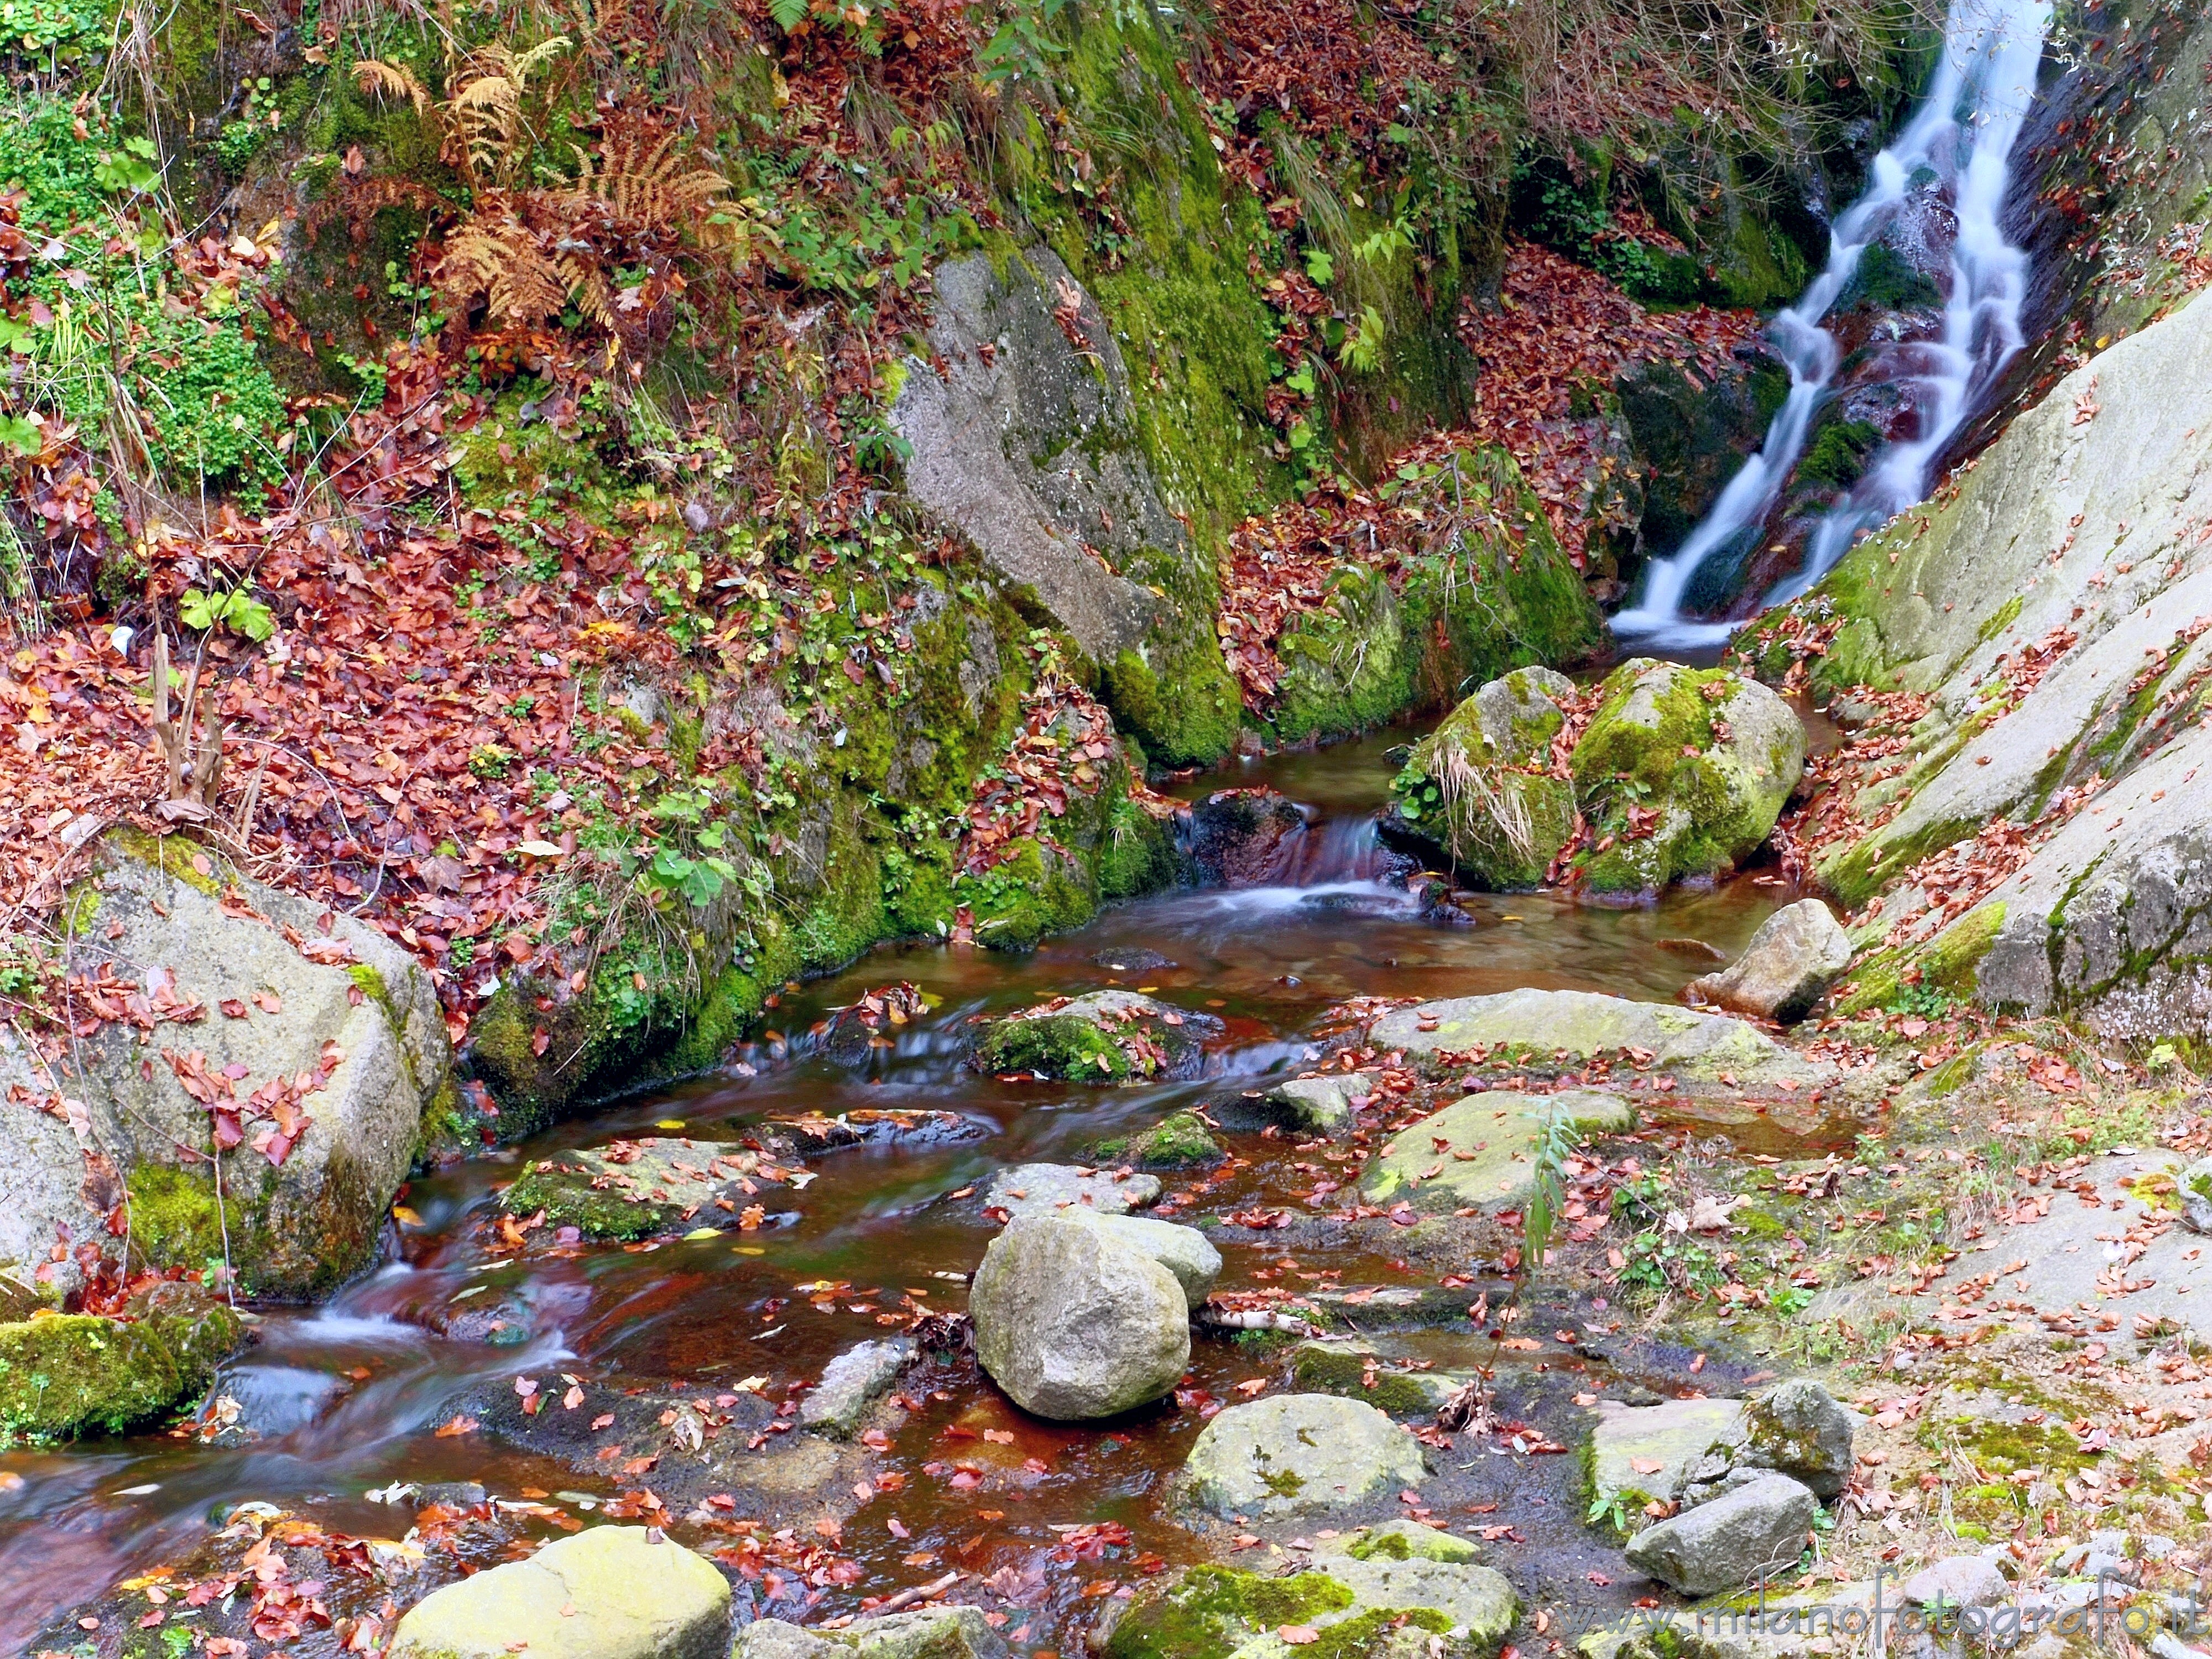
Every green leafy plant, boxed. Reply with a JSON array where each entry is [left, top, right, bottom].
[[91, 134, 158, 195], [178, 586, 275, 641], [1521, 1110, 1582, 1271], [1337, 305, 1386, 374]]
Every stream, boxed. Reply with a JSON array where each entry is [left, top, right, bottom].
[[0, 726, 1822, 1652]]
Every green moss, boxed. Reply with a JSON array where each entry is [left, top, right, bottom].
[[1105, 1567, 1357, 1659], [975, 1011, 1131, 1079], [101, 826, 229, 898], [1103, 641, 1241, 770], [1796, 419, 1882, 492], [1840, 242, 1942, 311], [501, 1162, 676, 1240], [1307, 1606, 1454, 1659], [0, 1316, 182, 1443], [1841, 904, 2006, 1014], [0, 1293, 242, 1445], [1291, 1346, 1439, 1416], [1097, 795, 1179, 901], [60, 881, 99, 937], [1343, 1522, 1480, 1564], [125, 1164, 245, 1279], [1097, 1110, 1223, 1168]]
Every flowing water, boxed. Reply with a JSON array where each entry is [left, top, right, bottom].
[[1613, 0, 2052, 649], [0, 726, 1833, 1651]]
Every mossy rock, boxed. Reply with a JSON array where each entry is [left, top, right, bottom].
[[0, 1286, 243, 1443], [1096, 1110, 1224, 1169], [1387, 666, 1579, 889], [971, 991, 1222, 1082], [1568, 660, 1807, 896], [500, 1136, 804, 1241]]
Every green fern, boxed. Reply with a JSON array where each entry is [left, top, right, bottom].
[[769, 0, 808, 30]]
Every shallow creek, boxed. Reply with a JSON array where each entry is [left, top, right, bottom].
[[2, 726, 1821, 1652]]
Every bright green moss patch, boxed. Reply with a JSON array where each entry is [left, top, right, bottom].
[[1104, 1567, 1358, 1659], [1094, 1110, 1223, 1168], [975, 1012, 1130, 1079], [0, 1293, 242, 1444], [500, 1162, 676, 1241], [1290, 1345, 1439, 1416]]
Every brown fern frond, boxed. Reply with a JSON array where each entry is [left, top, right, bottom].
[[302, 175, 448, 247], [552, 250, 616, 330], [562, 122, 729, 238], [351, 58, 431, 113], [437, 215, 567, 327]]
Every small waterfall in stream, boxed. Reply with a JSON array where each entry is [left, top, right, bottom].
[[1611, 0, 2051, 649]]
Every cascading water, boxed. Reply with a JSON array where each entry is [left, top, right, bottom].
[[1611, 0, 2052, 649]]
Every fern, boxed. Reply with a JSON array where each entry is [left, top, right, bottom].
[[768, 0, 808, 29], [351, 58, 430, 113]]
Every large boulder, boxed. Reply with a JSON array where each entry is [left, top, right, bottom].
[[1387, 667, 1579, 890], [1058, 1211, 1223, 1302], [888, 247, 1240, 765], [0, 830, 453, 1301], [1688, 900, 1854, 1024], [501, 1135, 808, 1240], [969, 1213, 1190, 1421], [1677, 1379, 1857, 1504], [1180, 1394, 1427, 1520], [739, 1606, 1010, 1658], [1623, 1473, 1817, 1595], [0, 1279, 244, 1443], [1567, 660, 1805, 896], [1363, 1090, 1633, 1212], [1103, 1526, 1514, 1658], [387, 1526, 731, 1659], [970, 990, 1221, 1083]]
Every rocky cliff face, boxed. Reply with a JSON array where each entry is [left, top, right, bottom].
[[1742, 283, 2212, 1037]]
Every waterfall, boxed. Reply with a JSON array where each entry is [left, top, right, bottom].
[[1611, 0, 2052, 650]]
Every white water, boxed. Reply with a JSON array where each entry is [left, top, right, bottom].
[[1612, 0, 2052, 649]]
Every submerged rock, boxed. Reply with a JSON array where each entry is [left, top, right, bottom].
[[1623, 1473, 1818, 1595], [1291, 1341, 1470, 1416], [1568, 660, 1805, 896], [970, 990, 1221, 1082], [739, 1606, 1010, 1657], [770, 1109, 985, 1155], [0, 829, 453, 1301], [1689, 899, 1854, 1024], [1180, 1394, 1427, 1519], [800, 1338, 916, 1438], [1363, 1089, 1634, 1212], [1368, 988, 1820, 1088], [500, 1135, 806, 1240], [1387, 666, 1579, 890], [387, 1525, 731, 1659], [1103, 1525, 1514, 1657], [1677, 1379, 1857, 1504], [1587, 1396, 1749, 1519], [981, 1163, 1161, 1222], [0, 1280, 244, 1443], [970, 1213, 1190, 1421], [1184, 787, 1308, 886]]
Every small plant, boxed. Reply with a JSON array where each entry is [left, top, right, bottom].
[[468, 743, 513, 778], [178, 586, 275, 642], [1337, 305, 1386, 374]]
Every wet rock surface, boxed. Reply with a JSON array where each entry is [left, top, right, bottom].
[[980, 1162, 1162, 1221], [1183, 787, 1310, 886], [500, 1135, 808, 1240], [739, 1606, 1011, 1657]]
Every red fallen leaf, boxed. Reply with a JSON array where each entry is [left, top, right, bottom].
[[296, 936, 356, 966], [982, 1429, 1014, 1444], [220, 999, 249, 1018], [948, 1470, 981, 1489], [1279, 1627, 1319, 1645], [252, 990, 283, 1015], [590, 1413, 615, 1430], [531, 1026, 551, 1057], [434, 1415, 478, 1437]]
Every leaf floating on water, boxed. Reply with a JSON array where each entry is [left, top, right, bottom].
[[733, 1375, 769, 1393], [682, 1227, 721, 1240], [433, 1415, 478, 1437]]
